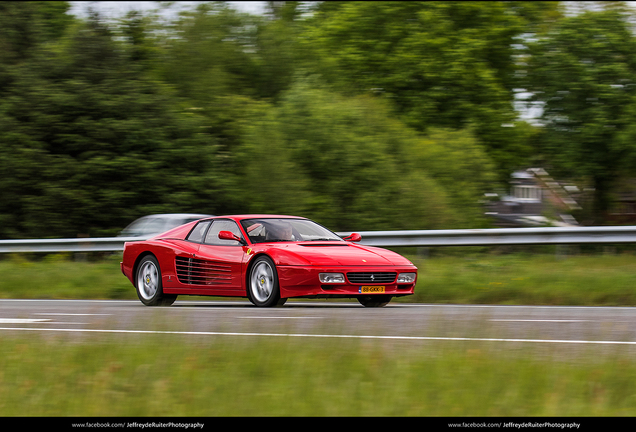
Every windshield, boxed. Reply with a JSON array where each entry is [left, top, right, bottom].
[[240, 218, 343, 244]]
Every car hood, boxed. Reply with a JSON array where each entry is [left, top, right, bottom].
[[267, 242, 413, 267]]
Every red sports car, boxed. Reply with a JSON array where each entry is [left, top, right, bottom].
[[121, 215, 417, 307]]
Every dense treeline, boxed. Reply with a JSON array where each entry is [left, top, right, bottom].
[[1, 1, 635, 238]]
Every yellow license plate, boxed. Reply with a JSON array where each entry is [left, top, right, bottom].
[[359, 286, 385, 294]]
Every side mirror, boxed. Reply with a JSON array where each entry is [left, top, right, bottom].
[[343, 233, 362, 242], [218, 231, 246, 245]]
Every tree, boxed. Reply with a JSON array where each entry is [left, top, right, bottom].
[[235, 80, 497, 230], [0, 1, 73, 64], [0, 13, 221, 238], [0, 1, 74, 96], [525, 7, 636, 223], [299, 1, 563, 177]]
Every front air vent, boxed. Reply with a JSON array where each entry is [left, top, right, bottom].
[[175, 256, 232, 285], [346, 272, 397, 284]]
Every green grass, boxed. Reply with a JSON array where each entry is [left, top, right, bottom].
[[1, 252, 636, 306], [408, 253, 636, 306], [1, 334, 635, 416], [0, 254, 133, 300]]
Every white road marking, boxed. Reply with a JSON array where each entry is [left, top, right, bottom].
[[0, 318, 86, 325], [238, 316, 322, 319], [0, 299, 133, 303], [46, 322, 89, 325], [0, 319, 51, 324], [34, 313, 111, 316], [490, 319, 589, 323], [0, 326, 635, 346]]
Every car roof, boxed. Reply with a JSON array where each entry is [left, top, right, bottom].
[[138, 213, 213, 219], [204, 215, 308, 221]]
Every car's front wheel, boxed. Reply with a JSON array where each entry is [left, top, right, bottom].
[[135, 255, 177, 306], [248, 256, 286, 307], [357, 295, 392, 307]]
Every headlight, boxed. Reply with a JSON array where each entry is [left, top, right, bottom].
[[397, 272, 416, 283], [319, 273, 345, 283]]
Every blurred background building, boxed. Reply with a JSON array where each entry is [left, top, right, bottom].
[[486, 168, 581, 228]]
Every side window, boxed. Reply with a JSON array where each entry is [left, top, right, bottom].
[[186, 221, 211, 243], [204, 220, 243, 246]]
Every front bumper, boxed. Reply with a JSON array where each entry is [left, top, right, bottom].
[[276, 265, 417, 299]]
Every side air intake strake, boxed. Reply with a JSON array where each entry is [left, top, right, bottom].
[[175, 256, 232, 285]]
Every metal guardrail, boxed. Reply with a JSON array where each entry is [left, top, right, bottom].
[[339, 226, 636, 248], [0, 237, 145, 253], [3, 226, 636, 253]]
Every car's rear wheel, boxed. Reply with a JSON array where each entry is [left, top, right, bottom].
[[357, 295, 392, 307], [248, 256, 285, 307], [135, 255, 177, 306]]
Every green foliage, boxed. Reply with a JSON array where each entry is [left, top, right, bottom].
[[298, 1, 562, 176], [0, 1, 73, 64], [526, 7, 636, 222], [143, 1, 301, 169], [235, 81, 496, 230], [155, 3, 256, 102], [0, 13, 221, 237], [407, 128, 498, 226], [5, 1, 635, 236]]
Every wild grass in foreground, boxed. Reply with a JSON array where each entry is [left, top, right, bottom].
[[1, 252, 636, 306], [0, 334, 635, 416]]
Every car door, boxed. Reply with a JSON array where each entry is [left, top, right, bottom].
[[193, 219, 247, 291]]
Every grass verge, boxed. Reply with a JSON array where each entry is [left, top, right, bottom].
[[1, 252, 635, 306], [409, 253, 636, 306]]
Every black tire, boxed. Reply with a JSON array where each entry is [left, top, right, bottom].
[[357, 295, 392, 308], [276, 297, 288, 306], [247, 256, 284, 307], [135, 255, 177, 306]]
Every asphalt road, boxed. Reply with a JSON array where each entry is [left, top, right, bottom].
[[1, 299, 636, 356]]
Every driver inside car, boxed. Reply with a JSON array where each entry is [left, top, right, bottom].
[[265, 221, 294, 241]]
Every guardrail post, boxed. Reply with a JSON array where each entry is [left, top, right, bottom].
[[75, 234, 89, 262], [555, 244, 568, 260], [416, 247, 430, 258]]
